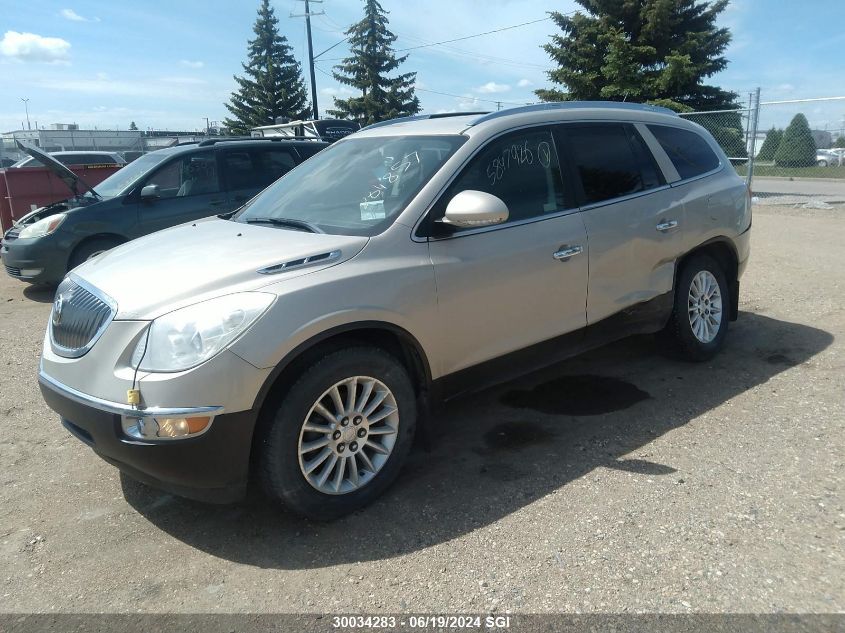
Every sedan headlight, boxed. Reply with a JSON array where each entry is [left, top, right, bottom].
[[18, 213, 66, 239], [131, 293, 275, 372]]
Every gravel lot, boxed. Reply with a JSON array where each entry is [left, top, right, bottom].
[[0, 203, 842, 615]]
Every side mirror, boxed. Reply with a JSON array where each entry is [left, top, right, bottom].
[[140, 184, 160, 201], [441, 190, 509, 228]]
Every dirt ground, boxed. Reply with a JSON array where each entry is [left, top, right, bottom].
[[0, 203, 842, 615]]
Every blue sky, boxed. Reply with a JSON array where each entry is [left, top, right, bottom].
[[0, 0, 843, 134]]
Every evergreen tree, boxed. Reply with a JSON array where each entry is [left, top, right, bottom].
[[833, 136, 845, 149], [774, 113, 817, 167], [756, 127, 783, 161], [129, 121, 138, 131], [328, 0, 420, 125], [537, 0, 737, 111], [224, 0, 310, 135]]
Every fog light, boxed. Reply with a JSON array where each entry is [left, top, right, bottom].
[[122, 415, 211, 440], [20, 268, 43, 277]]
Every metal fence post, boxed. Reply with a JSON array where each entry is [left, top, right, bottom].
[[745, 87, 761, 189]]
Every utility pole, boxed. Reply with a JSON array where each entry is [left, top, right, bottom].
[[292, 0, 324, 121], [20, 98, 31, 130], [203, 117, 210, 135]]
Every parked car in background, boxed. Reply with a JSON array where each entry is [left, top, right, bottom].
[[11, 151, 126, 169], [824, 147, 845, 165], [816, 149, 841, 166], [1, 138, 327, 283], [36, 102, 751, 520]]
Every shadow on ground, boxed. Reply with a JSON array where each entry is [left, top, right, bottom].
[[122, 311, 833, 569], [22, 284, 57, 304]]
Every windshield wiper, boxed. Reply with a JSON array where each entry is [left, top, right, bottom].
[[243, 217, 324, 234]]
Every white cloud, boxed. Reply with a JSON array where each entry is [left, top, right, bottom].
[[180, 59, 204, 69], [517, 78, 533, 88], [0, 31, 71, 63], [60, 9, 99, 22], [475, 81, 511, 94]]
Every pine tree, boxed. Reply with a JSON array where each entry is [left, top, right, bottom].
[[328, 0, 420, 125], [756, 127, 783, 161], [224, 0, 310, 135], [129, 121, 138, 131], [537, 0, 737, 111], [833, 136, 845, 149], [774, 114, 817, 167]]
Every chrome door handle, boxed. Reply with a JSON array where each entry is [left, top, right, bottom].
[[656, 220, 679, 232], [553, 245, 583, 260]]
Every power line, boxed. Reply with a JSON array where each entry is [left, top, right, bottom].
[[395, 16, 553, 52], [315, 66, 535, 107], [321, 15, 557, 63]]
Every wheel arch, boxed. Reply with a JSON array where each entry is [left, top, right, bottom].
[[247, 321, 433, 469], [66, 233, 128, 270], [676, 237, 740, 320]]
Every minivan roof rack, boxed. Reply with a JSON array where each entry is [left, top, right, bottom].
[[361, 111, 490, 132], [469, 101, 677, 126], [196, 136, 329, 147]]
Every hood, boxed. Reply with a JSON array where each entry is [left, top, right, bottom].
[[74, 218, 368, 320], [15, 140, 99, 199], [13, 195, 98, 228]]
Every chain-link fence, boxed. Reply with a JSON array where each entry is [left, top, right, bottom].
[[679, 94, 845, 189]]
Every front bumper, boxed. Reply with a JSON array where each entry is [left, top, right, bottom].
[[1, 234, 67, 283], [39, 371, 258, 503]]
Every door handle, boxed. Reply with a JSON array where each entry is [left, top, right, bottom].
[[656, 220, 679, 232], [553, 245, 583, 261]]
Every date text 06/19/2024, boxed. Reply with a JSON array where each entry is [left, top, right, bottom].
[[331, 615, 513, 629]]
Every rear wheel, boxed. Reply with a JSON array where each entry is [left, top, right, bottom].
[[661, 254, 730, 361], [68, 237, 121, 271], [259, 347, 416, 520]]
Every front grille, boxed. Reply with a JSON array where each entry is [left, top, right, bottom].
[[50, 277, 116, 357], [4, 265, 21, 277]]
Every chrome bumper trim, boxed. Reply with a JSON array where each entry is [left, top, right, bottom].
[[38, 370, 224, 418]]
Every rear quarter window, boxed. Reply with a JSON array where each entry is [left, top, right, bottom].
[[647, 125, 721, 180]]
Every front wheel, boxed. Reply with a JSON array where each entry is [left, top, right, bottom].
[[259, 346, 416, 520], [661, 254, 730, 361]]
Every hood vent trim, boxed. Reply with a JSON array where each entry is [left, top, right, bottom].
[[257, 250, 341, 275]]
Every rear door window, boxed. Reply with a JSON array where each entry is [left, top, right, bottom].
[[560, 124, 658, 205], [647, 125, 721, 179]]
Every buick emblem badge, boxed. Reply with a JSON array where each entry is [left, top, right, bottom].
[[52, 294, 64, 326]]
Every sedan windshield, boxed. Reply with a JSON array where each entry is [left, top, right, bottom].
[[234, 135, 466, 236], [92, 152, 170, 199]]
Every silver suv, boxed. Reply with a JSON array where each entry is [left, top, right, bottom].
[[38, 103, 751, 519]]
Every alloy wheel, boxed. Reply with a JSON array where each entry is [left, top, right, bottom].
[[687, 270, 723, 344], [297, 376, 399, 495]]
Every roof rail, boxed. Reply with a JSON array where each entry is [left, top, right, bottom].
[[361, 111, 490, 132], [196, 136, 329, 147], [469, 101, 678, 126]]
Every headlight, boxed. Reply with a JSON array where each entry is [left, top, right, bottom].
[[131, 292, 275, 372], [18, 213, 66, 239]]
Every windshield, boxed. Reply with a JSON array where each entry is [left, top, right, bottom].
[[234, 135, 466, 236], [91, 152, 170, 198]]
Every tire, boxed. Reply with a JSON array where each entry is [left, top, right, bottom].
[[259, 346, 417, 520], [68, 237, 121, 271], [817, 160, 828, 167], [661, 254, 730, 362]]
